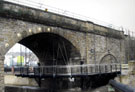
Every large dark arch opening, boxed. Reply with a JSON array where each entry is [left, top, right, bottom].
[[15, 33, 81, 89], [19, 33, 81, 65]]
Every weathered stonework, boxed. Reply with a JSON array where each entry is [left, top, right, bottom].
[[0, 56, 5, 92], [0, 1, 126, 91], [115, 61, 135, 88], [0, 17, 125, 64], [0, 1, 124, 39]]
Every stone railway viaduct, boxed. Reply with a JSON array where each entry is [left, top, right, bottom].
[[0, 1, 125, 91]]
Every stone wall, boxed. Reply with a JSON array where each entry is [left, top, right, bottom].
[[0, 1, 125, 64], [86, 33, 125, 64], [0, 1, 124, 39], [0, 17, 125, 64], [115, 61, 135, 87], [4, 74, 38, 86], [0, 56, 5, 92]]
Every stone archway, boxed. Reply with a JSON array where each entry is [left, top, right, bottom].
[[1, 29, 81, 89], [0, 26, 81, 58], [18, 32, 81, 65], [0, 19, 83, 91], [100, 54, 118, 64]]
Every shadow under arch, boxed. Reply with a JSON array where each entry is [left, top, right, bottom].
[[4, 32, 81, 89], [18, 32, 81, 65], [100, 54, 118, 64]]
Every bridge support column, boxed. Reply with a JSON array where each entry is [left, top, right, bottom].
[[0, 56, 5, 92]]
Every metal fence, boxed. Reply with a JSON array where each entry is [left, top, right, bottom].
[[17, 64, 121, 76]]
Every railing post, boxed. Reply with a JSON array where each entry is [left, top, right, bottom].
[[80, 61, 84, 74], [53, 66, 56, 76], [90, 66, 93, 73], [97, 65, 99, 73], [20, 67, 21, 75], [21, 67, 23, 75], [33, 67, 35, 76], [40, 67, 42, 76], [120, 64, 122, 73], [95, 65, 98, 73], [23, 67, 25, 75], [38, 67, 40, 76], [71, 66, 73, 77], [55, 66, 57, 76], [27, 67, 29, 75], [95, 65, 96, 73], [91, 66, 93, 74], [42, 67, 44, 75], [110, 64, 112, 72], [80, 61, 84, 89], [105, 65, 107, 73], [99, 65, 101, 73], [115, 64, 117, 72], [86, 65, 88, 75]]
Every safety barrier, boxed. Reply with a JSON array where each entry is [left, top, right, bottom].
[[17, 64, 121, 76]]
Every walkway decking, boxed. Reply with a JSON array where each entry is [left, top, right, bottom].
[[15, 64, 121, 78]]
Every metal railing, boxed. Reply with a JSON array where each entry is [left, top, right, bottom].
[[3, 0, 131, 33], [16, 64, 121, 76]]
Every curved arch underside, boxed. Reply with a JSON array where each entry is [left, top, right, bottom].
[[19, 33, 81, 65]]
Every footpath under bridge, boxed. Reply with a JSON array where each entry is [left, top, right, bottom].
[[15, 64, 121, 88], [15, 64, 121, 78]]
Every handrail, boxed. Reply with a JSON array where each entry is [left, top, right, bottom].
[[19, 63, 120, 68], [16, 64, 121, 75]]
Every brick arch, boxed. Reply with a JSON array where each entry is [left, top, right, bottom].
[[1, 26, 81, 60]]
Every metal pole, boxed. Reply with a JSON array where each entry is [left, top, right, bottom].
[[20, 44, 22, 66], [115, 64, 117, 72], [99, 65, 101, 73], [71, 66, 72, 77], [25, 47, 27, 66], [80, 61, 84, 90], [80, 61, 84, 74], [120, 64, 122, 73], [105, 65, 107, 73], [110, 64, 112, 73]]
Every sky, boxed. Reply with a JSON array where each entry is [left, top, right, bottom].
[[7, 43, 31, 53]]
